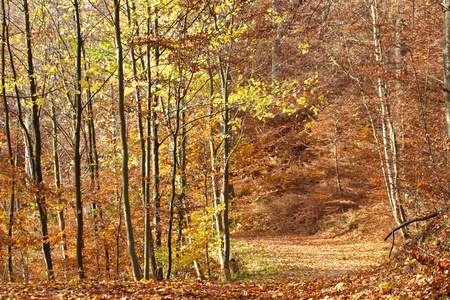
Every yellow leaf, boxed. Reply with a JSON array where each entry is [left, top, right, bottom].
[[335, 282, 345, 291]]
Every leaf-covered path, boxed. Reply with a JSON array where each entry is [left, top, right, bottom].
[[2, 233, 446, 299], [235, 234, 390, 282], [0, 233, 398, 299]]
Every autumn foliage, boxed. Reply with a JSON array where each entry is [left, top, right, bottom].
[[1, 0, 450, 298]]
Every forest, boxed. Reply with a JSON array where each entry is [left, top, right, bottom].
[[1, 0, 450, 298]]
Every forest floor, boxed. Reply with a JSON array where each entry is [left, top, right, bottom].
[[230, 177, 395, 283], [233, 233, 390, 282], [1, 214, 446, 299], [0, 231, 400, 299], [1, 184, 441, 299]]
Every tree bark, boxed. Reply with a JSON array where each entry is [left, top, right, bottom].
[[271, 0, 281, 78], [83, 45, 111, 274], [444, 0, 450, 137], [50, 104, 68, 262], [333, 120, 343, 197], [73, 0, 85, 279], [166, 97, 181, 280], [151, 6, 164, 280], [114, 0, 142, 281], [176, 108, 187, 255], [219, 63, 232, 281], [1, 0, 16, 280], [23, 0, 54, 280], [371, 1, 408, 238]]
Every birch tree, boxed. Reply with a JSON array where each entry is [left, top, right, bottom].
[[370, 0, 407, 237], [443, 0, 450, 137]]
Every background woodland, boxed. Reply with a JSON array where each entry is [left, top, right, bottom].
[[1, 0, 450, 290]]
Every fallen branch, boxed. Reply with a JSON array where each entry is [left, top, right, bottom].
[[384, 210, 442, 259], [384, 211, 441, 242]]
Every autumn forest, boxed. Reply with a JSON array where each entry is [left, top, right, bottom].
[[1, 0, 450, 298]]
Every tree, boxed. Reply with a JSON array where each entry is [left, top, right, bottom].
[[370, 0, 407, 237], [444, 0, 450, 137], [22, 0, 54, 280], [114, 0, 142, 281], [1, 0, 16, 281], [73, 0, 85, 279]]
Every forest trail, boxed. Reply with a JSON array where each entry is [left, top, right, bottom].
[[234, 234, 390, 282]]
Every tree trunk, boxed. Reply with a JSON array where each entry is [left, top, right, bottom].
[[125, 0, 157, 280], [73, 0, 85, 279], [371, 1, 408, 238], [1, 0, 16, 280], [83, 48, 110, 274], [50, 104, 68, 263], [23, 0, 54, 280], [333, 120, 343, 197], [166, 103, 181, 280], [114, 0, 142, 281], [151, 7, 164, 280], [5, 3, 35, 279], [272, 0, 281, 78], [128, 0, 148, 278], [142, 8, 158, 279], [218, 64, 232, 281], [207, 69, 222, 236], [444, 0, 450, 137], [166, 68, 187, 279], [176, 108, 187, 254]]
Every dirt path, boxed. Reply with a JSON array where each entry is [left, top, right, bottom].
[[234, 234, 390, 282]]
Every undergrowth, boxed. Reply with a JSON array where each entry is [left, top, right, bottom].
[[230, 240, 279, 281]]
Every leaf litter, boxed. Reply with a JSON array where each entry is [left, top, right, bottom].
[[1, 233, 395, 299], [234, 234, 389, 282]]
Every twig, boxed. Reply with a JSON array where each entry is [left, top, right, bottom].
[[388, 229, 395, 259]]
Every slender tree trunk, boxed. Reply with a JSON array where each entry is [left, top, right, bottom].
[[143, 8, 158, 280], [114, 0, 142, 281], [23, 0, 54, 280], [208, 4, 233, 279], [84, 82, 101, 275], [128, 0, 148, 277], [271, 0, 281, 78], [50, 104, 68, 262], [207, 69, 227, 280], [219, 64, 231, 281], [166, 123, 179, 280], [166, 83, 183, 280], [176, 109, 187, 253], [6, 11, 34, 277], [333, 120, 343, 197], [150, 96, 163, 280], [444, 0, 450, 137], [207, 69, 222, 237], [146, 93, 159, 280], [1, 0, 16, 280], [125, 0, 156, 280], [73, 0, 85, 279], [151, 7, 164, 280], [84, 56, 110, 274], [115, 193, 122, 280], [202, 167, 212, 280], [371, 1, 407, 237]]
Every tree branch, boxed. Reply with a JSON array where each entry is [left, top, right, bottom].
[[384, 210, 443, 259], [384, 211, 441, 242]]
